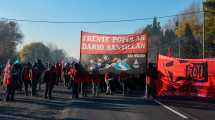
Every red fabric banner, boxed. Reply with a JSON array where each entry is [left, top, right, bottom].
[[156, 54, 215, 98], [80, 31, 147, 54]]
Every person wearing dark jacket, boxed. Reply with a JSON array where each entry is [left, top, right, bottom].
[[31, 64, 40, 96], [9, 62, 21, 101], [91, 69, 100, 97], [36, 59, 46, 91], [55, 62, 62, 85], [81, 71, 89, 97], [145, 63, 155, 98], [14, 62, 23, 92], [63, 63, 70, 88], [44, 66, 57, 99]]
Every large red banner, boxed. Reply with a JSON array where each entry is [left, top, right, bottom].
[[80, 31, 147, 54], [156, 54, 215, 98]]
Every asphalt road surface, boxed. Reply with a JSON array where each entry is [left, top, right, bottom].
[[0, 85, 214, 120]]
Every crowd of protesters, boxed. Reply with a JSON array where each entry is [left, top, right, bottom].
[[0, 59, 47, 101], [0, 59, 157, 102]]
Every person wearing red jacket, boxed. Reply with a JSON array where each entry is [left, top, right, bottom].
[[22, 63, 32, 96], [3, 60, 13, 101], [68, 64, 79, 98]]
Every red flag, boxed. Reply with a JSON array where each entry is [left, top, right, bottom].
[[156, 54, 215, 98]]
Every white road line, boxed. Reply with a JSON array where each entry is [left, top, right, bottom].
[[154, 99, 189, 119]]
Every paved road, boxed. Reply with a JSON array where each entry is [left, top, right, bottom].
[[0, 85, 214, 120]]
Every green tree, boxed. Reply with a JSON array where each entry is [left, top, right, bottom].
[[181, 24, 201, 58], [47, 43, 67, 64], [166, 1, 202, 58], [161, 29, 177, 56], [141, 17, 163, 63], [204, 0, 215, 57], [19, 42, 50, 63], [0, 20, 23, 63], [175, 2, 202, 41], [50, 49, 66, 64]]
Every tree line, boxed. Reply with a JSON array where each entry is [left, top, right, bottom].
[[138, 0, 215, 63], [0, 20, 70, 64]]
